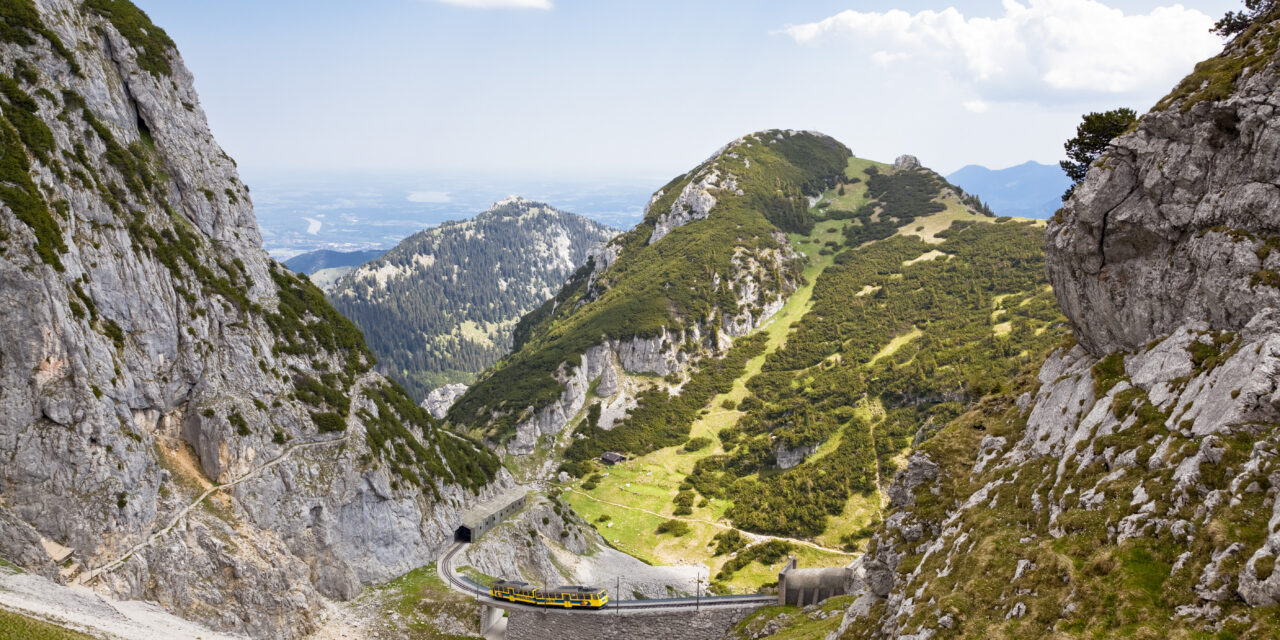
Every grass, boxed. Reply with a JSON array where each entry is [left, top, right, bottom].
[[458, 566, 498, 588], [364, 564, 481, 640], [868, 327, 922, 367], [0, 610, 98, 640], [730, 595, 856, 640], [563, 211, 859, 591], [896, 201, 990, 244], [1153, 18, 1280, 112]]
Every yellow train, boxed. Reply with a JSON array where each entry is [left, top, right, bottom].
[[490, 580, 609, 608]]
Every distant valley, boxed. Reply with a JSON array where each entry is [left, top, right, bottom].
[[249, 173, 653, 260]]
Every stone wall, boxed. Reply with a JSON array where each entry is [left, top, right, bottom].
[[506, 606, 753, 640]]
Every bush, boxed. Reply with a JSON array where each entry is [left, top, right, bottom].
[[715, 541, 795, 581], [656, 519, 690, 537], [311, 411, 345, 433], [683, 436, 712, 452], [711, 529, 746, 556], [228, 411, 250, 436]]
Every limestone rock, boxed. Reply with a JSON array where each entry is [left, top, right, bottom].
[[0, 4, 505, 637], [774, 442, 818, 470], [1046, 25, 1280, 356], [422, 383, 469, 419]]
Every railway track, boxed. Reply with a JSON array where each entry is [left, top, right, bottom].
[[439, 542, 775, 612]]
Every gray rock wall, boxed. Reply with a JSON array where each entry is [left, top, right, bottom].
[[506, 606, 752, 640], [1046, 27, 1280, 356], [0, 2, 504, 637]]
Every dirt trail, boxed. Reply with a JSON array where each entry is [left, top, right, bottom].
[[79, 375, 376, 584]]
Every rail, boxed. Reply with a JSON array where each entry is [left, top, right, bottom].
[[439, 542, 774, 612]]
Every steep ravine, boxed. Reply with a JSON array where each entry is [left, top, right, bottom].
[[0, 1, 502, 637]]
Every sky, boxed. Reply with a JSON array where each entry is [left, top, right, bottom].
[[132, 0, 1240, 182]]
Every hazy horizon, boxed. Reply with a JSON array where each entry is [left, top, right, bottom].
[[135, 0, 1238, 180]]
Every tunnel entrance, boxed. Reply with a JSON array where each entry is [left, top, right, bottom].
[[455, 526, 473, 543]]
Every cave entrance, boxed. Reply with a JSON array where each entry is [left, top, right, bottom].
[[455, 526, 473, 543]]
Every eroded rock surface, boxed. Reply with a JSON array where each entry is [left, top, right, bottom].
[[0, 3, 502, 637]]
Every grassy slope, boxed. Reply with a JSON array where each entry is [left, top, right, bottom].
[[0, 610, 98, 640], [353, 564, 481, 640], [563, 156, 900, 591], [564, 153, 1065, 594], [448, 131, 850, 444]]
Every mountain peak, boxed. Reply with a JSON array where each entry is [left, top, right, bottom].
[[494, 194, 531, 208]]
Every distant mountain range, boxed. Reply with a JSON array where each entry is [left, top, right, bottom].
[[946, 161, 1069, 219], [284, 249, 386, 275], [328, 197, 616, 399], [284, 249, 386, 292]]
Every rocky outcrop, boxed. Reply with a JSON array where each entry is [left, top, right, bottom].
[[893, 155, 921, 171], [462, 494, 702, 599], [506, 334, 684, 455], [774, 442, 818, 470], [0, 2, 500, 637], [648, 168, 724, 245], [423, 383, 469, 419], [1046, 21, 1280, 356], [829, 20, 1280, 638]]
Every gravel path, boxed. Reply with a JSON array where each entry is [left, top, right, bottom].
[[0, 567, 244, 639]]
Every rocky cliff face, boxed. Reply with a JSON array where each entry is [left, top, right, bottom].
[[828, 17, 1280, 639], [0, 2, 501, 637], [1046, 20, 1280, 356], [460, 493, 700, 599], [423, 382, 469, 419]]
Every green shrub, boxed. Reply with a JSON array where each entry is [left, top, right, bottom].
[[82, 0, 176, 77], [311, 411, 345, 433], [228, 411, 250, 436], [711, 529, 746, 556], [683, 436, 712, 452], [655, 519, 690, 537], [715, 540, 795, 581]]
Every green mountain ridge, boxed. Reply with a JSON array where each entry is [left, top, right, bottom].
[[543, 143, 1062, 592], [448, 130, 850, 448]]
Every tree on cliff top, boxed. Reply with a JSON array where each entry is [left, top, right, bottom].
[[1060, 108, 1137, 201], [1212, 0, 1277, 37]]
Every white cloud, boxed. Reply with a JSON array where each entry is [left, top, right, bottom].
[[408, 190, 452, 203], [870, 51, 910, 66], [780, 0, 1221, 104], [435, 0, 551, 9], [962, 99, 991, 113]]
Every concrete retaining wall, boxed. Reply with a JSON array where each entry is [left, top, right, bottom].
[[506, 606, 753, 640]]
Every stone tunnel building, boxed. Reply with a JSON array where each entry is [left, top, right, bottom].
[[777, 557, 854, 607], [456, 488, 527, 543]]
